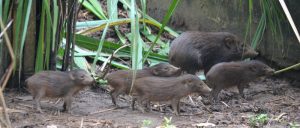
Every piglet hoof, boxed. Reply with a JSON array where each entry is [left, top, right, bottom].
[[238, 96, 250, 103], [37, 109, 44, 114], [210, 105, 222, 112], [137, 106, 146, 113], [145, 108, 151, 112], [244, 96, 253, 101], [61, 108, 71, 114], [111, 104, 120, 109], [131, 107, 135, 111], [174, 112, 180, 116], [202, 99, 211, 105]]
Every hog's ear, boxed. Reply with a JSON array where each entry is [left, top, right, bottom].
[[69, 73, 76, 80], [152, 68, 159, 75], [249, 65, 257, 72], [224, 37, 235, 49], [183, 78, 192, 86]]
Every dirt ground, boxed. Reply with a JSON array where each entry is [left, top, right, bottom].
[[4, 77, 300, 128]]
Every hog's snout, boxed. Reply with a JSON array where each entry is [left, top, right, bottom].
[[243, 48, 259, 59], [265, 68, 275, 75], [80, 73, 95, 86], [201, 83, 212, 93]]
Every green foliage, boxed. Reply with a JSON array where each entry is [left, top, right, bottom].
[[79, 0, 107, 19], [141, 119, 152, 128], [161, 117, 176, 128], [143, 0, 180, 63], [245, 0, 285, 50], [289, 122, 300, 128], [249, 114, 269, 127], [6, 0, 181, 82]]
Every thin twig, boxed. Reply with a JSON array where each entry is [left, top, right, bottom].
[[80, 117, 84, 128], [188, 95, 195, 106], [279, 0, 300, 44], [288, 96, 295, 100], [100, 44, 130, 72], [17, 103, 33, 109], [180, 112, 204, 116], [89, 107, 118, 115], [54, 98, 62, 105], [0, 107, 27, 114], [0, 20, 13, 38], [221, 101, 230, 108], [0, 18, 15, 128], [275, 113, 287, 121]]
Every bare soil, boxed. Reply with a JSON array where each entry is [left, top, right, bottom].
[[5, 77, 300, 128]]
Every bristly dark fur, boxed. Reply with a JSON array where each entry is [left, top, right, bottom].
[[169, 31, 258, 75]]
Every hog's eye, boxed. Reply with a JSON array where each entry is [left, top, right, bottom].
[[80, 75, 85, 79]]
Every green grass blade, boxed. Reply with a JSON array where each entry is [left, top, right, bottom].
[[129, 0, 138, 94], [43, 0, 52, 25], [126, 33, 149, 49], [44, 0, 51, 70], [74, 56, 90, 71], [79, 0, 107, 19], [251, 12, 266, 48], [140, 0, 147, 31], [142, 0, 180, 63], [35, 2, 46, 72], [91, 1, 118, 72], [0, 0, 2, 20], [119, 0, 179, 37], [75, 34, 168, 61], [108, 0, 126, 44], [2, 0, 10, 23], [18, 0, 32, 81], [52, 0, 59, 53], [14, 0, 24, 62], [74, 45, 130, 70], [76, 20, 108, 29]]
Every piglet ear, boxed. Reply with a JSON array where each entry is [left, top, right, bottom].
[[224, 37, 235, 49], [183, 78, 192, 85], [69, 72, 76, 80], [249, 65, 257, 72], [152, 68, 159, 75]]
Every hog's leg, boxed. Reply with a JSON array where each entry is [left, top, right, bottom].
[[237, 85, 245, 98], [211, 87, 221, 104], [63, 95, 73, 113], [33, 91, 45, 113], [136, 98, 146, 113], [131, 97, 136, 110], [145, 101, 151, 112], [109, 89, 118, 106], [171, 99, 180, 115]]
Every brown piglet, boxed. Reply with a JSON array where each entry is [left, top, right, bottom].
[[26, 69, 94, 113], [206, 60, 275, 103], [105, 63, 182, 107], [132, 74, 211, 115]]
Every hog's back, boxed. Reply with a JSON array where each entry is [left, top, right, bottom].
[[106, 70, 154, 92], [134, 76, 191, 101], [206, 62, 247, 87], [26, 71, 75, 97]]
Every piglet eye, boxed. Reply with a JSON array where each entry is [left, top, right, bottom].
[[80, 75, 85, 79]]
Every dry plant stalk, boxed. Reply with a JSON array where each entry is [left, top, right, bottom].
[[0, 19, 15, 128]]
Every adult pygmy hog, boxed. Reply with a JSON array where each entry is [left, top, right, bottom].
[[106, 63, 182, 107], [26, 69, 94, 113], [169, 31, 258, 74], [132, 74, 211, 115], [206, 60, 275, 103]]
